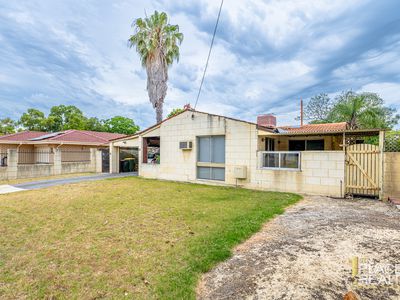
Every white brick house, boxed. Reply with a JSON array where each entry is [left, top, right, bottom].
[[109, 109, 383, 197]]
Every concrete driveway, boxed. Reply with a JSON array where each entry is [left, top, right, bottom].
[[0, 172, 137, 194], [197, 196, 400, 300]]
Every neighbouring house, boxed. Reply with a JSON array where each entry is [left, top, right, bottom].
[[109, 109, 397, 199], [0, 130, 126, 180]]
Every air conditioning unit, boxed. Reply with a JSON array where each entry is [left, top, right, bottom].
[[179, 141, 193, 150], [233, 166, 247, 179]]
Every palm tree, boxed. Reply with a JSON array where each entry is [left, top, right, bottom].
[[128, 11, 183, 123], [329, 91, 388, 130]]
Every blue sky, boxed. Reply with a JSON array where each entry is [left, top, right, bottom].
[[1, 0, 400, 129]]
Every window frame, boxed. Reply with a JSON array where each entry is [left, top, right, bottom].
[[259, 151, 301, 171], [196, 135, 226, 181], [288, 139, 325, 151]]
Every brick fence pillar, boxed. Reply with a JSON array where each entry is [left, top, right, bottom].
[[95, 149, 102, 173], [6, 149, 18, 179], [53, 148, 62, 175]]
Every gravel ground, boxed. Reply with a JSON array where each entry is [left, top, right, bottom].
[[197, 196, 400, 300]]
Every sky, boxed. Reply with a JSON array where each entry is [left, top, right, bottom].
[[0, 0, 400, 129]]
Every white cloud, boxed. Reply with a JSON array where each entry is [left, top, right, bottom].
[[0, 0, 399, 129], [359, 82, 400, 107]]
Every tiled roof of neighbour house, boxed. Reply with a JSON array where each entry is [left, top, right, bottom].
[[41, 130, 126, 143], [0, 130, 126, 144], [277, 122, 348, 134], [0, 131, 47, 141]]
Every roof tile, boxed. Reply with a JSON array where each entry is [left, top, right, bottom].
[[0, 130, 126, 144], [278, 122, 348, 134]]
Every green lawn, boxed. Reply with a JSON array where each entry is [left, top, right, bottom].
[[0, 177, 301, 299]]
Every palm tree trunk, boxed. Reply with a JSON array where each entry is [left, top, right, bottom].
[[146, 52, 168, 123], [155, 103, 163, 123]]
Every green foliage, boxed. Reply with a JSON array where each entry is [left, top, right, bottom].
[[128, 11, 183, 123], [103, 116, 140, 135], [85, 117, 106, 132], [303, 90, 399, 129], [167, 108, 185, 118], [328, 91, 399, 129], [16, 105, 140, 135], [47, 105, 87, 131], [19, 108, 47, 131], [301, 93, 333, 123], [0, 118, 16, 135], [128, 11, 183, 67]]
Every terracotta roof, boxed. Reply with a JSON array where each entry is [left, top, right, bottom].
[[0, 131, 46, 141], [277, 122, 348, 134], [44, 130, 126, 143], [0, 130, 126, 144]]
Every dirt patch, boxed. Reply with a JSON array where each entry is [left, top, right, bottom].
[[197, 196, 400, 300]]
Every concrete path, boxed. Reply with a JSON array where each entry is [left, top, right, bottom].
[[197, 196, 400, 300], [0, 173, 137, 194]]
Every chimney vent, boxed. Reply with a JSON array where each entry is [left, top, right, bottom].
[[257, 114, 276, 128]]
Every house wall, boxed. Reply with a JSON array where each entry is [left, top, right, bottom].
[[114, 111, 345, 197], [383, 152, 400, 199], [139, 112, 230, 181]]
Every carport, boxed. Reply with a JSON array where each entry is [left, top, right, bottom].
[[119, 147, 138, 173], [109, 135, 140, 174]]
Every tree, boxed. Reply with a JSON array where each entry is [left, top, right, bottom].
[[0, 118, 16, 135], [301, 93, 333, 123], [19, 108, 47, 131], [47, 105, 87, 132], [328, 91, 399, 129], [103, 116, 140, 135], [85, 117, 106, 132], [167, 108, 185, 118], [129, 11, 183, 123]]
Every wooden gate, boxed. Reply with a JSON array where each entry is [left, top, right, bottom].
[[345, 144, 381, 197]]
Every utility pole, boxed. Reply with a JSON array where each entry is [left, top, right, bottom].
[[300, 98, 303, 126]]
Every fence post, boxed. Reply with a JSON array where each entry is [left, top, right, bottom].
[[89, 148, 96, 172], [379, 130, 385, 200], [6, 149, 18, 179], [53, 148, 62, 175]]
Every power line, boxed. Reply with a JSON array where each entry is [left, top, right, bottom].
[[193, 0, 224, 110]]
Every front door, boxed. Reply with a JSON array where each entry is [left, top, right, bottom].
[[101, 149, 110, 173]]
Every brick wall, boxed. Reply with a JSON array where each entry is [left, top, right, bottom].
[[251, 151, 345, 197]]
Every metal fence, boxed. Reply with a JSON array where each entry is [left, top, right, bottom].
[[61, 150, 91, 162], [17, 150, 54, 164], [0, 152, 7, 167]]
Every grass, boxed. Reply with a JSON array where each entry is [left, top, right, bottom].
[[0, 177, 301, 299], [0, 172, 95, 185]]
